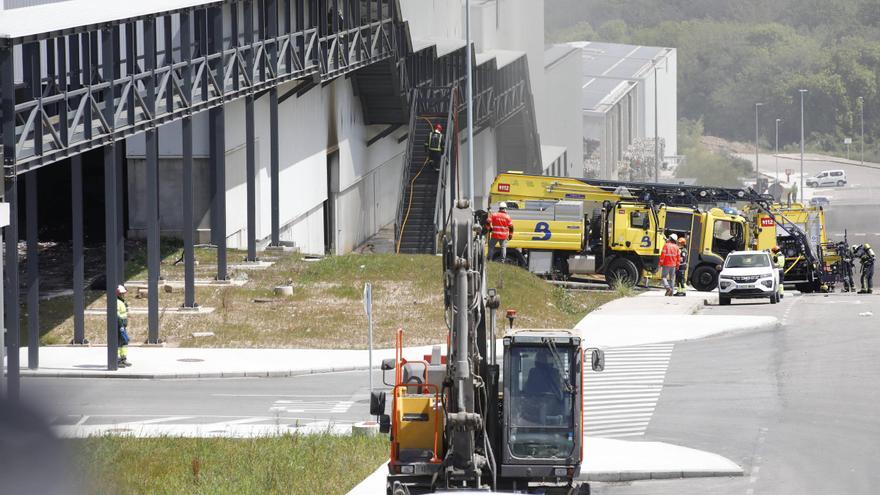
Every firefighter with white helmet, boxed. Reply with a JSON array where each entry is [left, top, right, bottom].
[[116, 285, 132, 367]]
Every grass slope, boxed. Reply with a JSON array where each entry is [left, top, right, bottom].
[[71, 434, 387, 495], [39, 247, 617, 349]]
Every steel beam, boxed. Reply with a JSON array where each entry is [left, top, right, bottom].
[[4, 177, 20, 398], [181, 10, 197, 309], [25, 171, 38, 370], [71, 155, 86, 344]]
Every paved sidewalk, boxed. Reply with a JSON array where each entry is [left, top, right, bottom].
[[347, 437, 742, 494], [16, 344, 445, 379], [575, 289, 778, 348]]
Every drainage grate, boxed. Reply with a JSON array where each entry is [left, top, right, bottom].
[[177, 358, 205, 363]]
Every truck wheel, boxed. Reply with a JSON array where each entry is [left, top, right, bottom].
[[719, 296, 731, 306], [837, 180, 845, 187], [691, 265, 719, 292], [605, 257, 639, 287]]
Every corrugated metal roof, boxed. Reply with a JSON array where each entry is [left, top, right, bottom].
[[0, 0, 219, 39], [569, 41, 671, 114]]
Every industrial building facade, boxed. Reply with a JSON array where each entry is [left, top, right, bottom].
[[0, 0, 582, 389]]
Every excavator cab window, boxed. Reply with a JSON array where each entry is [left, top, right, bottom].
[[506, 346, 576, 460]]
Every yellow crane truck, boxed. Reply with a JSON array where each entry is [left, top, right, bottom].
[[488, 173, 832, 292], [489, 173, 748, 290]]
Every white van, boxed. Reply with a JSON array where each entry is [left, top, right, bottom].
[[806, 170, 847, 187]]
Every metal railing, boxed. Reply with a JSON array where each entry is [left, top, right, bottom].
[[1, 3, 398, 174]]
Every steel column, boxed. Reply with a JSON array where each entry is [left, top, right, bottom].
[[4, 178, 20, 398], [25, 172, 39, 370], [102, 26, 119, 371], [71, 155, 86, 344], [245, 96, 257, 261], [245, 0, 258, 262], [1, 45, 18, 396], [104, 145, 118, 371], [145, 17, 161, 343], [210, 5, 228, 280], [270, 87, 280, 246], [211, 105, 227, 280], [181, 10, 197, 309]]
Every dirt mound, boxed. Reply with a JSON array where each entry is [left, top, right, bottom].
[[702, 135, 755, 155]]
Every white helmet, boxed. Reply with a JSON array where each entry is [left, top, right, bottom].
[[669, 233, 678, 241], [116, 285, 127, 295], [498, 202, 507, 210]]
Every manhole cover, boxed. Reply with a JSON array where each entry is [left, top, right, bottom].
[[177, 358, 205, 363]]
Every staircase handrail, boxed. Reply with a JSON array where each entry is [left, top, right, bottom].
[[433, 86, 458, 251], [394, 88, 421, 248]]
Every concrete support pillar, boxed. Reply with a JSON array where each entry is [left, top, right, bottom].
[[25, 172, 38, 370], [144, 16, 160, 343]]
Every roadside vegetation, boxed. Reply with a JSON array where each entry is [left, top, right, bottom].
[[37, 245, 618, 349], [547, 0, 880, 160], [70, 433, 387, 495]]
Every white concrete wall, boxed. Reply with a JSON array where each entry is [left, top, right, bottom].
[[543, 49, 583, 177], [399, 0, 463, 39]]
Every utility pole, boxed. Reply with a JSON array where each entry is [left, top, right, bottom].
[[859, 96, 865, 165], [799, 89, 808, 204], [465, 0, 475, 207], [755, 102, 763, 186], [775, 118, 782, 182], [654, 62, 659, 183]]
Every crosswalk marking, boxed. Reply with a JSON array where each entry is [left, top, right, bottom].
[[584, 343, 674, 438], [270, 400, 354, 414]]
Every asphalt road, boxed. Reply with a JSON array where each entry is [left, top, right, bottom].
[[592, 291, 880, 495], [22, 368, 382, 429]]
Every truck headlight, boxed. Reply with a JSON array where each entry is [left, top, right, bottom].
[[400, 465, 414, 474], [554, 468, 568, 476]]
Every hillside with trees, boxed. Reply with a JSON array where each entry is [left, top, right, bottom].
[[547, 0, 880, 160]]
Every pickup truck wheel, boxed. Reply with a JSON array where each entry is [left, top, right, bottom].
[[605, 257, 639, 287], [691, 265, 719, 292]]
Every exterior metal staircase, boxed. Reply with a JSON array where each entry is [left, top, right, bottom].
[[394, 87, 457, 254]]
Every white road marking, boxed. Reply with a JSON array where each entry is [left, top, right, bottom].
[[75, 415, 89, 426], [584, 343, 674, 438], [270, 399, 354, 414]]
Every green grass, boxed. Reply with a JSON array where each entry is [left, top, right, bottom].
[[70, 434, 388, 495], [37, 251, 619, 349]]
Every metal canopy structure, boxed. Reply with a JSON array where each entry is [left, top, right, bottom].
[[0, 0, 543, 397]]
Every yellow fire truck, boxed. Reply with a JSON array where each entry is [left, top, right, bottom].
[[489, 174, 749, 290], [488, 173, 833, 291]]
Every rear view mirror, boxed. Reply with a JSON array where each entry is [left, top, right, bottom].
[[370, 391, 386, 416], [590, 348, 605, 372], [380, 358, 396, 371]]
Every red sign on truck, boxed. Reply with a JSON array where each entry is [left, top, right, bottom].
[[761, 217, 775, 228], [497, 183, 510, 193]]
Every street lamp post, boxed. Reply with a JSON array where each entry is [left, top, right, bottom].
[[755, 102, 763, 186], [799, 89, 808, 203], [654, 63, 659, 183], [775, 118, 782, 181], [859, 96, 865, 165]]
